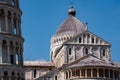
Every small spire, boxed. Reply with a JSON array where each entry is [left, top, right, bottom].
[[68, 6, 76, 17], [85, 21, 88, 31]]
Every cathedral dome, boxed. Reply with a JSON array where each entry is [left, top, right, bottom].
[[56, 6, 87, 37], [56, 16, 86, 35]]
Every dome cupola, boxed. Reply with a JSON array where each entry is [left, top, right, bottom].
[[68, 6, 76, 17]]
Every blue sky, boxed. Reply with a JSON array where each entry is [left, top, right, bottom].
[[20, 0, 120, 62]]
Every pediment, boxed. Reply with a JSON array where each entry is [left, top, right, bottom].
[[66, 54, 113, 68], [65, 31, 111, 46]]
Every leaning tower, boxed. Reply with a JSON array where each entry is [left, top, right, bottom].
[[0, 0, 24, 80]]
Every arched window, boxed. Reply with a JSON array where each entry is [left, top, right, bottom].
[[101, 48, 106, 57], [11, 72, 15, 80], [84, 48, 88, 55], [55, 76, 57, 80], [103, 49, 106, 56], [14, 27, 17, 34], [10, 41, 14, 64], [10, 55, 14, 64], [79, 37, 81, 43], [34, 69, 36, 78], [68, 48, 71, 55], [92, 38, 94, 43], [85, 48, 88, 54], [66, 72, 68, 79]]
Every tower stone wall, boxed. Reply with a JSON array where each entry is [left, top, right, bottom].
[[0, 0, 24, 80]]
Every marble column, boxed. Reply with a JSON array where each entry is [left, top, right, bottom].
[[18, 49, 21, 66], [89, 34, 92, 44], [20, 49, 23, 66], [113, 70, 115, 79], [68, 71, 69, 79], [94, 37, 96, 44], [73, 46, 76, 60], [0, 42, 2, 63], [97, 68, 99, 77], [64, 46, 68, 63], [91, 68, 93, 78], [108, 69, 110, 79], [16, 17, 19, 35], [64, 72, 66, 80], [13, 46, 16, 65], [11, 13, 14, 33], [0, 17, 1, 32], [7, 43, 10, 63], [81, 34, 83, 44], [80, 69, 81, 78], [5, 11, 8, 32], [118, 71, 120, 79], [85, 69, 87, 78], [90, 47, 92, 54], [85, 34, 87, 44], [103, 68, 105, 78], [98, 47, 101, 59], [18, 18, 21, 36]]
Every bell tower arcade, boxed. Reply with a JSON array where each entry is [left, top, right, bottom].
[[0, 0, 24, 80]]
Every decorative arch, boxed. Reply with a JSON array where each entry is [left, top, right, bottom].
[[17, 72, 20, 80], [3, 71, 8, 80], [2, 40, 8, 63], [11, 0, 15, 6], [0, 9, 5, 31]]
